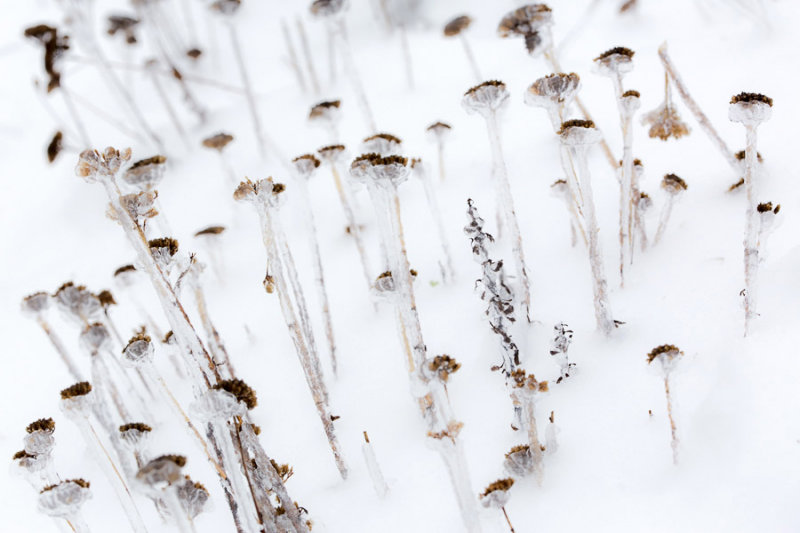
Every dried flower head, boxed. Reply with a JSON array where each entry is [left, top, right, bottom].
[[24, 24, 69, 92], [428, 355, 461, 382], [26, 418, 55, 434], [497, 4, 552, 37], [210, 0, 242, 16], [213, 379, 257, 410], [107, 15, 140, 44], [123, 155, 167, 190], [21, 291, 51, 316], [426, 121, 452, 143], [310, 0, 347, 18], [594, 46, 635, 77], [510, 369, 548, 394], [113, 264, 137, 289], [195, 225, 226, 238], [75, 147, 132, 181], [757, 202, 780, 214], [729, 92, 773, 125], [647, 344, 683, 373], [96, 290, 116, 308], [317, 144, 347, 164], [177, 477, 210, 519], [149, 236, 179, 257], [463, 80, 510, 116], [137, 455, 186, 487], [363, 133, 403, 155], [526, 73, 580, 107], [60, 382, 92, 400], [80, 322, 112, 354], [233, 178, 285, 206], [123, 331, 154, 367], [444, 15, 472, 37], [661, 173, 687, 194], [642, 102, 690, 141], [559, 119, 601, 146], [480, 478, 514, 508], [53, 282, 101, 324], [270, 459, 295, 482], [291, 154, 322, 177], [38, 479, 91, 517], [202, 132, 234, 152], [504, 444, 535, 476], [117, 190, 159, 222], [119, 423, 152, 450], [309, 100, 342, 122], [47, 131, 63, 163], [350, 154, 410, 186]]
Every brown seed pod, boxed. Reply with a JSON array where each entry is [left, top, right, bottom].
[[60, 382, 92, 400], [444, 15, 472, 37], [213, 379, 257, 410], [26, 418, 56, 434], [201, 132, 234, 151]]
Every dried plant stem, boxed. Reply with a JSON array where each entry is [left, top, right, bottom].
[[36, 318, 84, 381], [69, 90, 145, 142], [329, 165, 372, 290], [281, 19, 307, 92], [519, 395, 544, 483], [416, 162, 456, 281], [227, 23, 267, 158], [253, 204, 348, 478], [653, 196, 675, 246], [362, 431, 389, 498], [295, 178, 339, 376], [502, 507, 516, 533], [90, 352, 132, 424], [146, 67, 190, 148], [743, 126, 759, 335], [399, 25, 414, 90], [296, 17, 320, 94], [664, 376, 679, 464], [210, 419, 261, 532], [459, 35, 482, 82], [616, 87, 635, 286], [60, 86, 91, 148], [658, 43, 738, 170], [559, 145, 615, 335], [163, 485, 194, 533], [193, 285, 236, 379], [63, 513, 91, 533], [331, 21, 377, 131], [486, 113, 532, 322]]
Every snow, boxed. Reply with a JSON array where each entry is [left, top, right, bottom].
[[2, 0, 800, 531]]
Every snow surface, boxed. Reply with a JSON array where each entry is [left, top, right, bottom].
[[2, 0, 800, 531]]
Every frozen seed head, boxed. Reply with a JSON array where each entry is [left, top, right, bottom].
[[177, 477, 210, 519], [47, 131, 63, 163], [444, 15, 472, 37], [96, 290, 116, 307], [525, 72, 580, 109], [270, 459, 295, 482], [113, 264, 137, 289], [428, 355, 461, 382], [497, 4, 552, 38], [123, 331, 154, 366], [23, 24, 69, 92], [210, 0, 241, 16], [120, 423, 151, 450], [149, 236, 179, 257], [594, 46, 635, 77], [291, 154, 321, 178], [480, 478, 514, 509], [123, 155, 167, 190], [318, 144, 347, 164], [510, 369, 548, 395], [39, 479, 91, 517], [75, 147, 132, 181], [661, 173, 687, 194], [758, 202, 780, 214], [195, 225, 226, 238], [559, 119, 601, 146], [309, 100, 342, 123], [201, 132, 234, 152], [350, 153, 410, 186], [21, 291, 51, 316], [80, 322, 112, 354], [647, 344, 683, 373], [24, 419, 56, 456], [233, 178, 285, 206], [27, 418, 55, 434], [620, 89, 641, 115], [61, 382, 92, 400], [504, 444, 535, 476], [426, 121, 452, 143], [54, 282, 101, 324], [137, 455, 186, 487], [107, 15, 139, 44], [642, 101, 690, 141], [638, 192, 653, 211], [735, 150, 764, 162], [463, 80, 510, 116], [186, 48, 203, 59], [310, 0, 347, 18], [363, 133, 403, 155], [729, 92, 773, 125], [213, 379, 257, 410]]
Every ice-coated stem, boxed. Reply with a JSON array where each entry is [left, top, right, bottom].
[[559, 145, 615, 335], [330, 164, 373, 290], [361, 431, 389, 498], [520, 396, 544, 483], [743, 125, 759, 335], [653, 196, 675, 246], [210, 420, 261, 532], [658, 43, 738, 171], [459, 35, 482, 82], [296, 17, 321, 94], [60, 86, 91, 149], [146, 66, 190, 148], [295, 177, 339, 375], [281, 19, 307, 92], [618, 92, 635, 286], [37, 317, 84, 381], [399, 25, 414, 90], [227, 23, 267, 158], [415, 162, 456, 282], [193, 284, 236, 379], [331, 20, 377, 131], [486, 112, 532, 322], [664, 376, 679, 464]]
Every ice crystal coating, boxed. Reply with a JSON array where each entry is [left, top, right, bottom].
[[233, 178, 285, 207], [426, 121, 452, 142], [21, 291, 51, 316], [24, 418, 56, 455], [363, 133, 403, 155], [480, 478, 514, 508], [462, 81, 510, 116], [559, 120, 601, 146], [53, 282, 102, 324], [647, 344, 683, 374], [729, 92, 773, 126], [642, 102, 690, 141], [80, 322, 112, 354], [427, 355, 461, 382], [75, 147, 132, 181], [504, 445, 535, 476], [594, 47, 635, 77], [291, 154, 321, 178], [176, 478, 210, 519], [350, 154, 410, 186], [525, 73, 580, 108], [137, 455, 186, 488], [191, 388, 247, 421], [497, 4, 553, 37], [212, 378, 258, 410], [38, 480, 91, 517], [661, 173, 688, 194], [122, 332, 154, 367], [119, 423, 152, 450], [309, 100, 342, 123], [121, 155, 167, 190]]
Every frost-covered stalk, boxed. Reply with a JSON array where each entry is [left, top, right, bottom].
[[524, 72, 580, 133], [292, 154, 340, 375], [234, 178, 348, 479], [594, 47, 639, 286], [136, 455, 195, 533], [497, 4, 616, 168], [510, 370, 547, 483], [361, 432, 389, 498], [281, 19, 307, 92], [426, 122, 452, 182], [411, 159, 456, 282], [647, 345, 684, 464], [658, 43, 738, 171], [653, 174, 688, 246], [351, 154, 481, 532], [318, 144, 373, 291], [558, 121, 615, 335], [443, 16, 481, 82], [144, 60, 189, 148], [295, 16, 321, 95], [38, 479, 93, 533], [729, 92, 773, 335], [79, 323, 134, 425], [463, 81, 532, 322], [22, 292, 84, 381], [550, 179, 586, 247], [480, 479, 516, 533], [311, 0, 377, 131], [545, 411, 559, 454], [549, 322, 574, 383], [59, 383, 148, 533]]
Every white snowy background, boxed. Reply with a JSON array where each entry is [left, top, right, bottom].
[[1, 0, 800, 531]]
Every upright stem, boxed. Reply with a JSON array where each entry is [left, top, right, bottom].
[[330, 165, 373, 291], [743, 125, 759, 335], [658, 43, 738, 171], [147, 67, 190, 148], [60, 86, 91, 149], [37, 317, 84, 381], [653, 196, 675, 246], [486, 113, 532, 322], [281, 19, 307, 92], [227, 23, 267, 158], [617, 90, 635, 286], [417, 163, 456, 282], [333, 21, 377, 131], [502, 507, 516, 533], [664, 375, 679, 464], [399, 25, 414, 90], [436, 141, 446, 182], [296, 17, 320, 94], [459, 35, 481, 82], [211, 420, 261, 532], [521, 396, 544, 483], [361, 431, 389, 498]]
